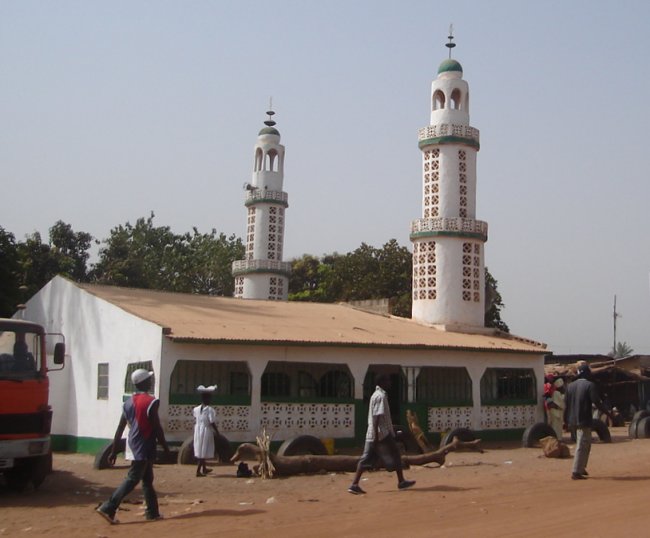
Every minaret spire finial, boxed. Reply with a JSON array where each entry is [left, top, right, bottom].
[[264, 96, 276, 127], [445, 24, 456, 59]]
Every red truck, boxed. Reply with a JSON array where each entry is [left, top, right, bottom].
[[0, 318, 65, 490]]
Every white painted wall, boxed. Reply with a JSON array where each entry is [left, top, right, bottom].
[[22, 276, 163, 442]]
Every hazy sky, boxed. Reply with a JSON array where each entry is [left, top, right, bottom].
[[2, 0, 649, 354]]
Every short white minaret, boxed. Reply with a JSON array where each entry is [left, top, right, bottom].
[[410, 36, 487, 329], [232, 109, 290, 300]]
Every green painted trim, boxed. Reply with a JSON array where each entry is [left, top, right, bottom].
[[481, 400, 537, 406], [260, 396, 356, 404], [410, 230, 488, 241], [420, 400, 473, 407], [51, 434, 111, 454], [232, 268, 291, 278], [245, 199, 289, 208], [418, 136, 479, 150], [169, 395, 252, 405], [167, 338, 545, 355]]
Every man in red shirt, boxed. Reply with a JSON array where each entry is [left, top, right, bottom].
[[96, 369, 170, 524]]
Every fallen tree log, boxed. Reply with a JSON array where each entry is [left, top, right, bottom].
[[230, 436, 483, 476]]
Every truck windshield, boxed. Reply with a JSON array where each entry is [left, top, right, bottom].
[[0, 330, 40, 380]]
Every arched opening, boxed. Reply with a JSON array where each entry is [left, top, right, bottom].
[[450, 88, 462, 110], [254, 148, 263, 171], [433, 90, 445, 111], [267, 148, 278, 171]]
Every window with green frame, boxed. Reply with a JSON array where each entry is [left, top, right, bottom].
[[169, 360, 250, 404], [261, 361, 354, 401], [480, 368, 536, 404], [416, 366, 472, 406], [124, 361, 155, 393]]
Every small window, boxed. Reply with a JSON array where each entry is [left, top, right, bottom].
[[97, 363, 109, 399]]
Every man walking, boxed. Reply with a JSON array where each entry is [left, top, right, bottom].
[[564, 361, 611, 480], [96, 369, 170, 523], [348, 374, 415, 494]]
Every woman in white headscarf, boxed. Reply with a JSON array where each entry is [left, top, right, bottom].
[[193, 385, 219, 477]]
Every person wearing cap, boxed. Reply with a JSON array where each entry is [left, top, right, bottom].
[[96, 368, 170, 524], [563, 361, 612, 480], [193, 385, 219, 477]]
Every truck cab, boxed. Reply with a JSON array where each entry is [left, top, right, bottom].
[[0, 319, 65, 490]]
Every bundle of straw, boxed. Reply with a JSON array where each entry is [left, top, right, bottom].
[[255, 427, 275, 479]]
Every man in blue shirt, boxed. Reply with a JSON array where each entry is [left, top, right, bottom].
[[564, 361, 611, 480]]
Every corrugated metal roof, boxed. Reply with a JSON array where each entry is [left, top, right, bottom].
[[77, 283, 546, 353]]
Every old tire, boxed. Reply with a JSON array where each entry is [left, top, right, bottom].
[[277, 435, 328, 457], [177, 433, 232, 465], [635, 416, 650, 439], [592, 419, 611, 443], [632, 410, 650, 422], [93, 439, 126, 470], [522, 422, 556, 448], [441, 428, 476, 448], [629, 419, 640, 439], [177, 436, 196, 465]]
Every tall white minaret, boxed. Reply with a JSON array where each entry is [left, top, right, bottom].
[[232, 109, 291, 300], [410, 33, 488, 328]]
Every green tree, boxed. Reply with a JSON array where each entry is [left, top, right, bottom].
[[484, 267, 509, 332], [0, 227, 22, 316], [92, 214, 243, 295], [289, 240, 413, 317], [48, 220, 93, 281]]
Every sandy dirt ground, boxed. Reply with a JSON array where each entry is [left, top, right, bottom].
[[1, 427, 649, 538]]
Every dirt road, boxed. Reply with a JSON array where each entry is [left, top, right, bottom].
[[1, 428, 648, 537]]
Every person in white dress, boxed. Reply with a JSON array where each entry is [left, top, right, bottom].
[[193, 385, 219, 477]]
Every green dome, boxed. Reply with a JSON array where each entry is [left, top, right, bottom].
[[259, 126, 280, 136], [437, 59, 463, 75]]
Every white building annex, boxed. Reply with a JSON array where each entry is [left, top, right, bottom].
[[19, 41, 549, 454]]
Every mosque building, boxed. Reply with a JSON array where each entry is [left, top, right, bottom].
[[21, 39, 547, 454]]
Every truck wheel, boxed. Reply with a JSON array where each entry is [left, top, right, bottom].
[[5, 465, 31, 492], [277, 435, 328, 456], [93, 439, 126, 470], [522, 422, 556, 448], [31, 452, 52, 489]]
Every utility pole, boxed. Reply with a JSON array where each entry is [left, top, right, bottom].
[[613, 295, 621, 355]]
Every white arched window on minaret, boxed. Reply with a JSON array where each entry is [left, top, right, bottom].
[[254, 148, 263, 171], [433, 90, 445, 111], [451, 88, 462, 110], [267, 148, 278, 172]]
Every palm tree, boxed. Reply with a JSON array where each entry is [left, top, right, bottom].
[[609, 341, 634, 358]]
